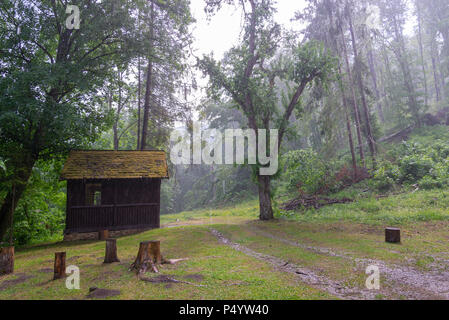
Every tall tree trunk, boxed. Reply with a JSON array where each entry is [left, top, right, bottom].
[[367, 45, 385, 123], [327, 1, 357, 177], [416, 0, 429, 108], [343, 95, 358, 179], [137, 55, 142, 150], [435, 42, 446, 101], [113, 125, 119, 151], [431, 38, 442, 102], [0, 154, 36, 241], [381, 41, 394, 109], [113, 101, 119, 152], [337, 68, 357, 178], [257, 175, 273, 221], [392, 14, 422, 127], [339, 22, 365, 168], [137, 10, 142, 151], [140, 0, 154, 150], [348, 8, 377, 169]]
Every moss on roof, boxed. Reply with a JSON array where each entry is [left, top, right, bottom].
[[60, 150, 169, 180]]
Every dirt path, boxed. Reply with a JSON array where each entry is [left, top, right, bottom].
[[210, 228, 381, 300], [166, 221, 448, 299], [247, 226, 449, 300]]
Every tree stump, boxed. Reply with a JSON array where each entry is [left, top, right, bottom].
[[385, 227, 401, 243], [99, 230, 109, 241], [130, 241, 161, 274], [104, 239, 120, 264], [0, 246, 14, 275], [53, 252, 67, 280]]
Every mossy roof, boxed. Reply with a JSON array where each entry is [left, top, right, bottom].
[[60, 150, 169, 180]]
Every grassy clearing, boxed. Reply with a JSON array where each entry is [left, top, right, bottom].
[[160, 200, 259, 226], [0, 225, 331, 300], [275, 188, 449, 271], [281, 189, 449, 226], [1, 188, 448, 300]]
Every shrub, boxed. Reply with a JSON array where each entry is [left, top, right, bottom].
[[399, 154, 435, 182], [418, 176, 443, 190], [280, 149, 330, 196], [372, 129, 449, 191], [372, 162, 400, 192]]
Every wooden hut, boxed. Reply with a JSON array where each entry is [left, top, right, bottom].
[[60, 150, 169, 239]]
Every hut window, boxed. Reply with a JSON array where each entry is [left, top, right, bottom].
[[93, 191, 101, 206], [85, 184, 102, 206]]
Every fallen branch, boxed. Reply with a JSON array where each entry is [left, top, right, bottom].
[[281, 196, 353, 211], [162, 258, 189, 265]]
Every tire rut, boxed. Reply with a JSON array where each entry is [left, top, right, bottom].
[[248, 226, 449, 300], [210, 228, 380, 300]]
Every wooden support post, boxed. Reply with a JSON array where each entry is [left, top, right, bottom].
[[130, 240, 161, 273], [385, 227, 401, 243], [99, 230, 109, 241], [104, 239, 120, 263], [0, 246, 14, 275], [53, 252, 66, 280]]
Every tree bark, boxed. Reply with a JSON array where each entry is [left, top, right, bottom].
[[104, 239, 120, 264], [53, 252, 66, 280], [416, 0, 429, 107], [339, 20, 365, 168], [258, 175, 273, 220], [327, 3, 357, 177], [392, 14, 422, 127], [0, 246, 14, 275], [347, 7, 377, 168], [140, 0, 155, 150], [0, 155, 36, 241], [137, 10, 142, 151], [130, 240, 161, 274], [435, 41, 446, 101], [431, 39, 441, 102], [367, 45, 385, 123]]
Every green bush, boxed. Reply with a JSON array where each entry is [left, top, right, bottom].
[[370, 127, 449, 192], [279, 149, 331, 196], [418, 176, 444, 190], [10, 159, 66, 245], [372, 161, 400, 192], [399, 154, 435, 182]]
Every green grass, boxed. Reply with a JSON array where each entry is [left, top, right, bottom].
[[0, 225, 331, 300], [160, 200, 259, 226], [1, 187, 448, 300], [281, 189, 449, 226]]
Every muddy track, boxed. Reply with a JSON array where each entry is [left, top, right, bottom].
[[247, 226, 449, 300], [210, 228, 381, 300]]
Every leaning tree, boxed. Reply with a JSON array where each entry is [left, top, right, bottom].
[[198, 0, 335, 220]]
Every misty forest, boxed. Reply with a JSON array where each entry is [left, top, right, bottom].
[[0, 0, 448, 300]]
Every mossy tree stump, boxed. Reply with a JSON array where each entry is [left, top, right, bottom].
[[104, 239, 120, 263], [54, 252, 67, 280], [130, 241, 161, 274], [0, 246, 14, 275]]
